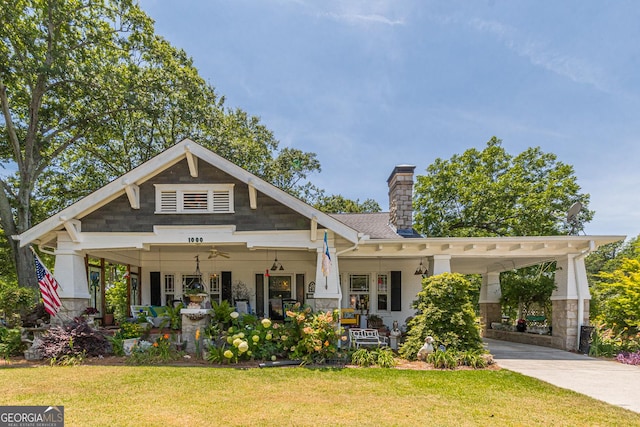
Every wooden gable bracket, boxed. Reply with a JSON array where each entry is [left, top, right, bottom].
[[310, 215, 318, 241], [248, 180, 258, 210], [184, 144, 199, 177], [122, 179, 140, 209], [59, 216, 82, 243]]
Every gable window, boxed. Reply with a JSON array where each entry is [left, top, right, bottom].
[[154, 184, 234, 214]]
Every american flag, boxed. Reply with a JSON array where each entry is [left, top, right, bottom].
[[322, 231, 332, 277], [34, 252, 62, 316]]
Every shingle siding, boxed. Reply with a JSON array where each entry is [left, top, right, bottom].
[[81, 159, 310, 232]]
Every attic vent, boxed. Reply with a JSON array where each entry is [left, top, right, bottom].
[[160, 191, 177, 212], [155, 184, 234, 214], [212, 190, 231, 213]]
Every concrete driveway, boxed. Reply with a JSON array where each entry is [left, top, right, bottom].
[[484, 338, 640, 413]]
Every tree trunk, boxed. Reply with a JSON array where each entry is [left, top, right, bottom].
[[15, 245, 37, 290]]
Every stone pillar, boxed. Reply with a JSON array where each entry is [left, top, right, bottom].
[[52, 235, 91, 324], [479, 272, 502, 334], [551, 254, 591, 350], [181, 309, 211, 354]]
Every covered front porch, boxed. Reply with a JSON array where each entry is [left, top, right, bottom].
[[47, 230, 622, 352]]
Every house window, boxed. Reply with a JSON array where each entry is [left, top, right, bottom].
[[210, 274, 220, 304], [182, 274, 205, 294], [164, 274, 175, 306], [377, 274, 388, 311], [348, 274, 370, 311], [154, 184, 234, 214]]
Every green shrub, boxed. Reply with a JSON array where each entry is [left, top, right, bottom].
[[350, 347, 396, 368], [0, 327, 25, 358], [427, 349, 458, 369], [0, 279, 37, 327], [400, 272, 482, 360]]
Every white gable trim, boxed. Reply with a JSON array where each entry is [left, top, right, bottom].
[[15, 139, 360, 247]]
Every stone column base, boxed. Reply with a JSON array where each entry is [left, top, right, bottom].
[[479, 302, 502, 333], [181, 309, 211, 354], [552, 299, 589, 351], [53, 298, 91, 326], [313, 298, 339, 313]]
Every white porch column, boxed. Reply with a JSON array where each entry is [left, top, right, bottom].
[[429, 254, 452, 275], [313, 247, 341, 312], [53, 233, 90, 323], [479, 272, 501, 304]]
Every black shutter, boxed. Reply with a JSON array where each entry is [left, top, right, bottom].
[[296, 274, 305, 304], [150, 272, 161, 306], [391, 271, 402, 311], [255, 273, 264, 317], [221, 271, 232, 304]]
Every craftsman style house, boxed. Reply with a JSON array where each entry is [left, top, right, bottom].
[[15, 139, 623, 351]]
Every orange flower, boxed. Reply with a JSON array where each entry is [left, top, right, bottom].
[[195, 328, 200, 340], [163, 334, 170, 340], [324, 340, 329, 347], [153, 342, 158, 347]]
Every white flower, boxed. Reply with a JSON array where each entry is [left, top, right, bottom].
[[230, 311, 239, 319], [261, 318, 272, 328], [238, 341, 249, 353]]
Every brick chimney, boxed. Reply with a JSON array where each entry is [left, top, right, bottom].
[[387, 165, 416, 236]]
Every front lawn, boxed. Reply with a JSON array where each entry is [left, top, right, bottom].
[[0, 365, 638, 426]]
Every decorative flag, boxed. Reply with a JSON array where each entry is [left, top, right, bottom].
[[322, 231, 332, 277], [33, 251, 62, 316]]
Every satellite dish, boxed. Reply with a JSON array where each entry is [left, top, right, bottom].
[[566, 201, 583, 235]]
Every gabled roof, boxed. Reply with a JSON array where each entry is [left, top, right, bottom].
[[15, 139, 360, 247]]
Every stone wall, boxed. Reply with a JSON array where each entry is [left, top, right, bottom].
[[484, 329, 564, 349], [552, 299, 589, 351]]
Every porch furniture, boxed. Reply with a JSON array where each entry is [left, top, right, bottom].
[[349, 328, 389, 349], [130, 305, 170, 328], [340, 308, 359, 327]]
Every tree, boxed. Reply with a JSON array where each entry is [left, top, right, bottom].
[[399, 272, 483, 359], [592, 256, 640, 338], [313, 194, 381, 213], [589, 238, 640, 336], [413, 137, 592, 237], [0, 1, 322, 288]]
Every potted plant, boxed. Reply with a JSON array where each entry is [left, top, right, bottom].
[[103, 302, 115, 326], [185, 282, 207, 308], [83, 306, 99, 326], [165, 302, 184, 330], [116, 321, 146, 355]]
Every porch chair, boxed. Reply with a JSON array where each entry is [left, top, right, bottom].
[[340, 308, 359, 327]]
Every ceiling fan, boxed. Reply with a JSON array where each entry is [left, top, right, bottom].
[[207, 246, 230, 259]]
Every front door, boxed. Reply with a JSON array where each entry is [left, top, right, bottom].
[[268, 275, 291, 320]]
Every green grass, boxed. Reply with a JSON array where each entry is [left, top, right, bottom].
[[0, 365, 638, 426]]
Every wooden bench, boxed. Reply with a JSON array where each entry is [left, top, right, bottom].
[[349, 328, 389, 349]]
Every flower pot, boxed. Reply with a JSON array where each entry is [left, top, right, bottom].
[[103, 313, 114, 326], [123, 338, 139, 356]]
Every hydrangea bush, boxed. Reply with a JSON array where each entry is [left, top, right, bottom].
[[205, 303, 344, 365]]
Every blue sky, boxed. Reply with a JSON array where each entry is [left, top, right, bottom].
[[139, 0, 640, 239]]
